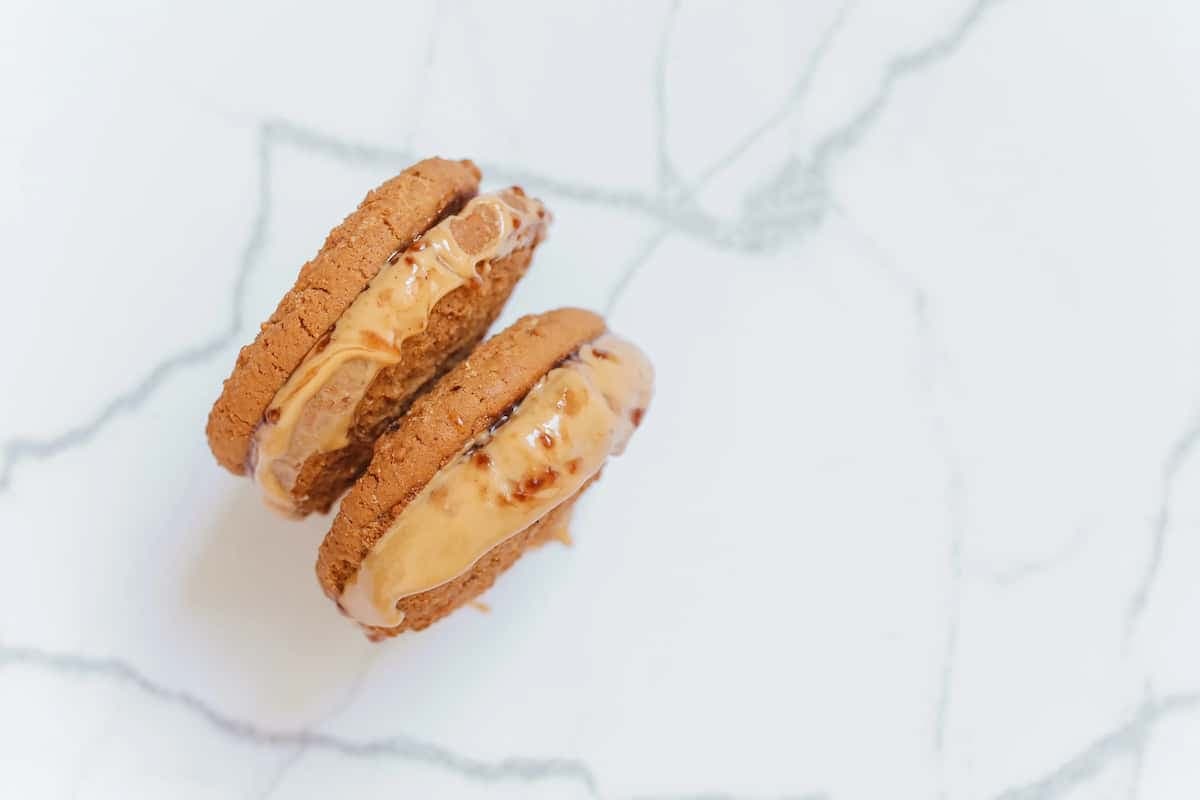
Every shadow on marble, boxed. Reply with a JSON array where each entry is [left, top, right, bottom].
[[183, 483, 375, 720]]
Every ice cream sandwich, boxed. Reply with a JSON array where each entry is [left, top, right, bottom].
[[316, 308, 654, 638], [206, 157, 550, 515]]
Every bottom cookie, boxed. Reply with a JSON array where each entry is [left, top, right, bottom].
[[359, 478, 595, 640], [317, 308, 654, 638]]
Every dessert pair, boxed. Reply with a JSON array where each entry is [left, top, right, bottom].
[[206, 158, 653, 638]]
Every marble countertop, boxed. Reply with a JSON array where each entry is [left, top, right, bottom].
[[4, 1, 1200, 797]]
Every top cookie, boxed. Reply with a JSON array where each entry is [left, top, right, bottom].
[[206, 157, 481, 475]]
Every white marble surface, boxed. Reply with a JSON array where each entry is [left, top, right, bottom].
[[3, 0, 1200, 797]]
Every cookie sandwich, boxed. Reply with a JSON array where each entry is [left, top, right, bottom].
[[207, 158, 551, 515], [316, 308, 654, 638]]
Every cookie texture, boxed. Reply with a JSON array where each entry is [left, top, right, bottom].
[[289, 243, 538, 514], [316, 308, 607, 612], [206, 157, 482, 474], [363, 478, 597, 639]]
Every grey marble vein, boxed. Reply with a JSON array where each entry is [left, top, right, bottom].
[[3, 641, 828, 798], [991, 690, 1200, 800], [255, 746, 307, 800], [1125, 735, 1146, 800], [834, 205, 966, 765], [402, 3, 445, 153], [605, 0, 684, 315], [263, 0, 999, 256], [605, 0, 850, 314], [0, 643, 599, 796], [806, 0, 1001, 169], [605, 228, 671, 316], [1125, 406, 1200, 638], [255, 652, 376, 799], [654, 0, 683, 196], [0, 0, 1005, 495], [932, 461, 967, 757], [791, 0, 1007, 771], [977, 525, 1092, 587], [0, 118, 625, 496], [264, 117, 662, 224], [877, 256, 967, 768], [740, 0, 1004, 253], [0, 130, 272, 495], [687, 0, 854, 192], [0, 4, 1015, 794]]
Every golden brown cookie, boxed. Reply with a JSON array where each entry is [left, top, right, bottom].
[[206, 158, 552, 515], [317, 308, 655, 638]]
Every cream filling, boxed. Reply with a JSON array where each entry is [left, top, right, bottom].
[[338, 332, 654, 628], [251, 189, 547, 514]]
